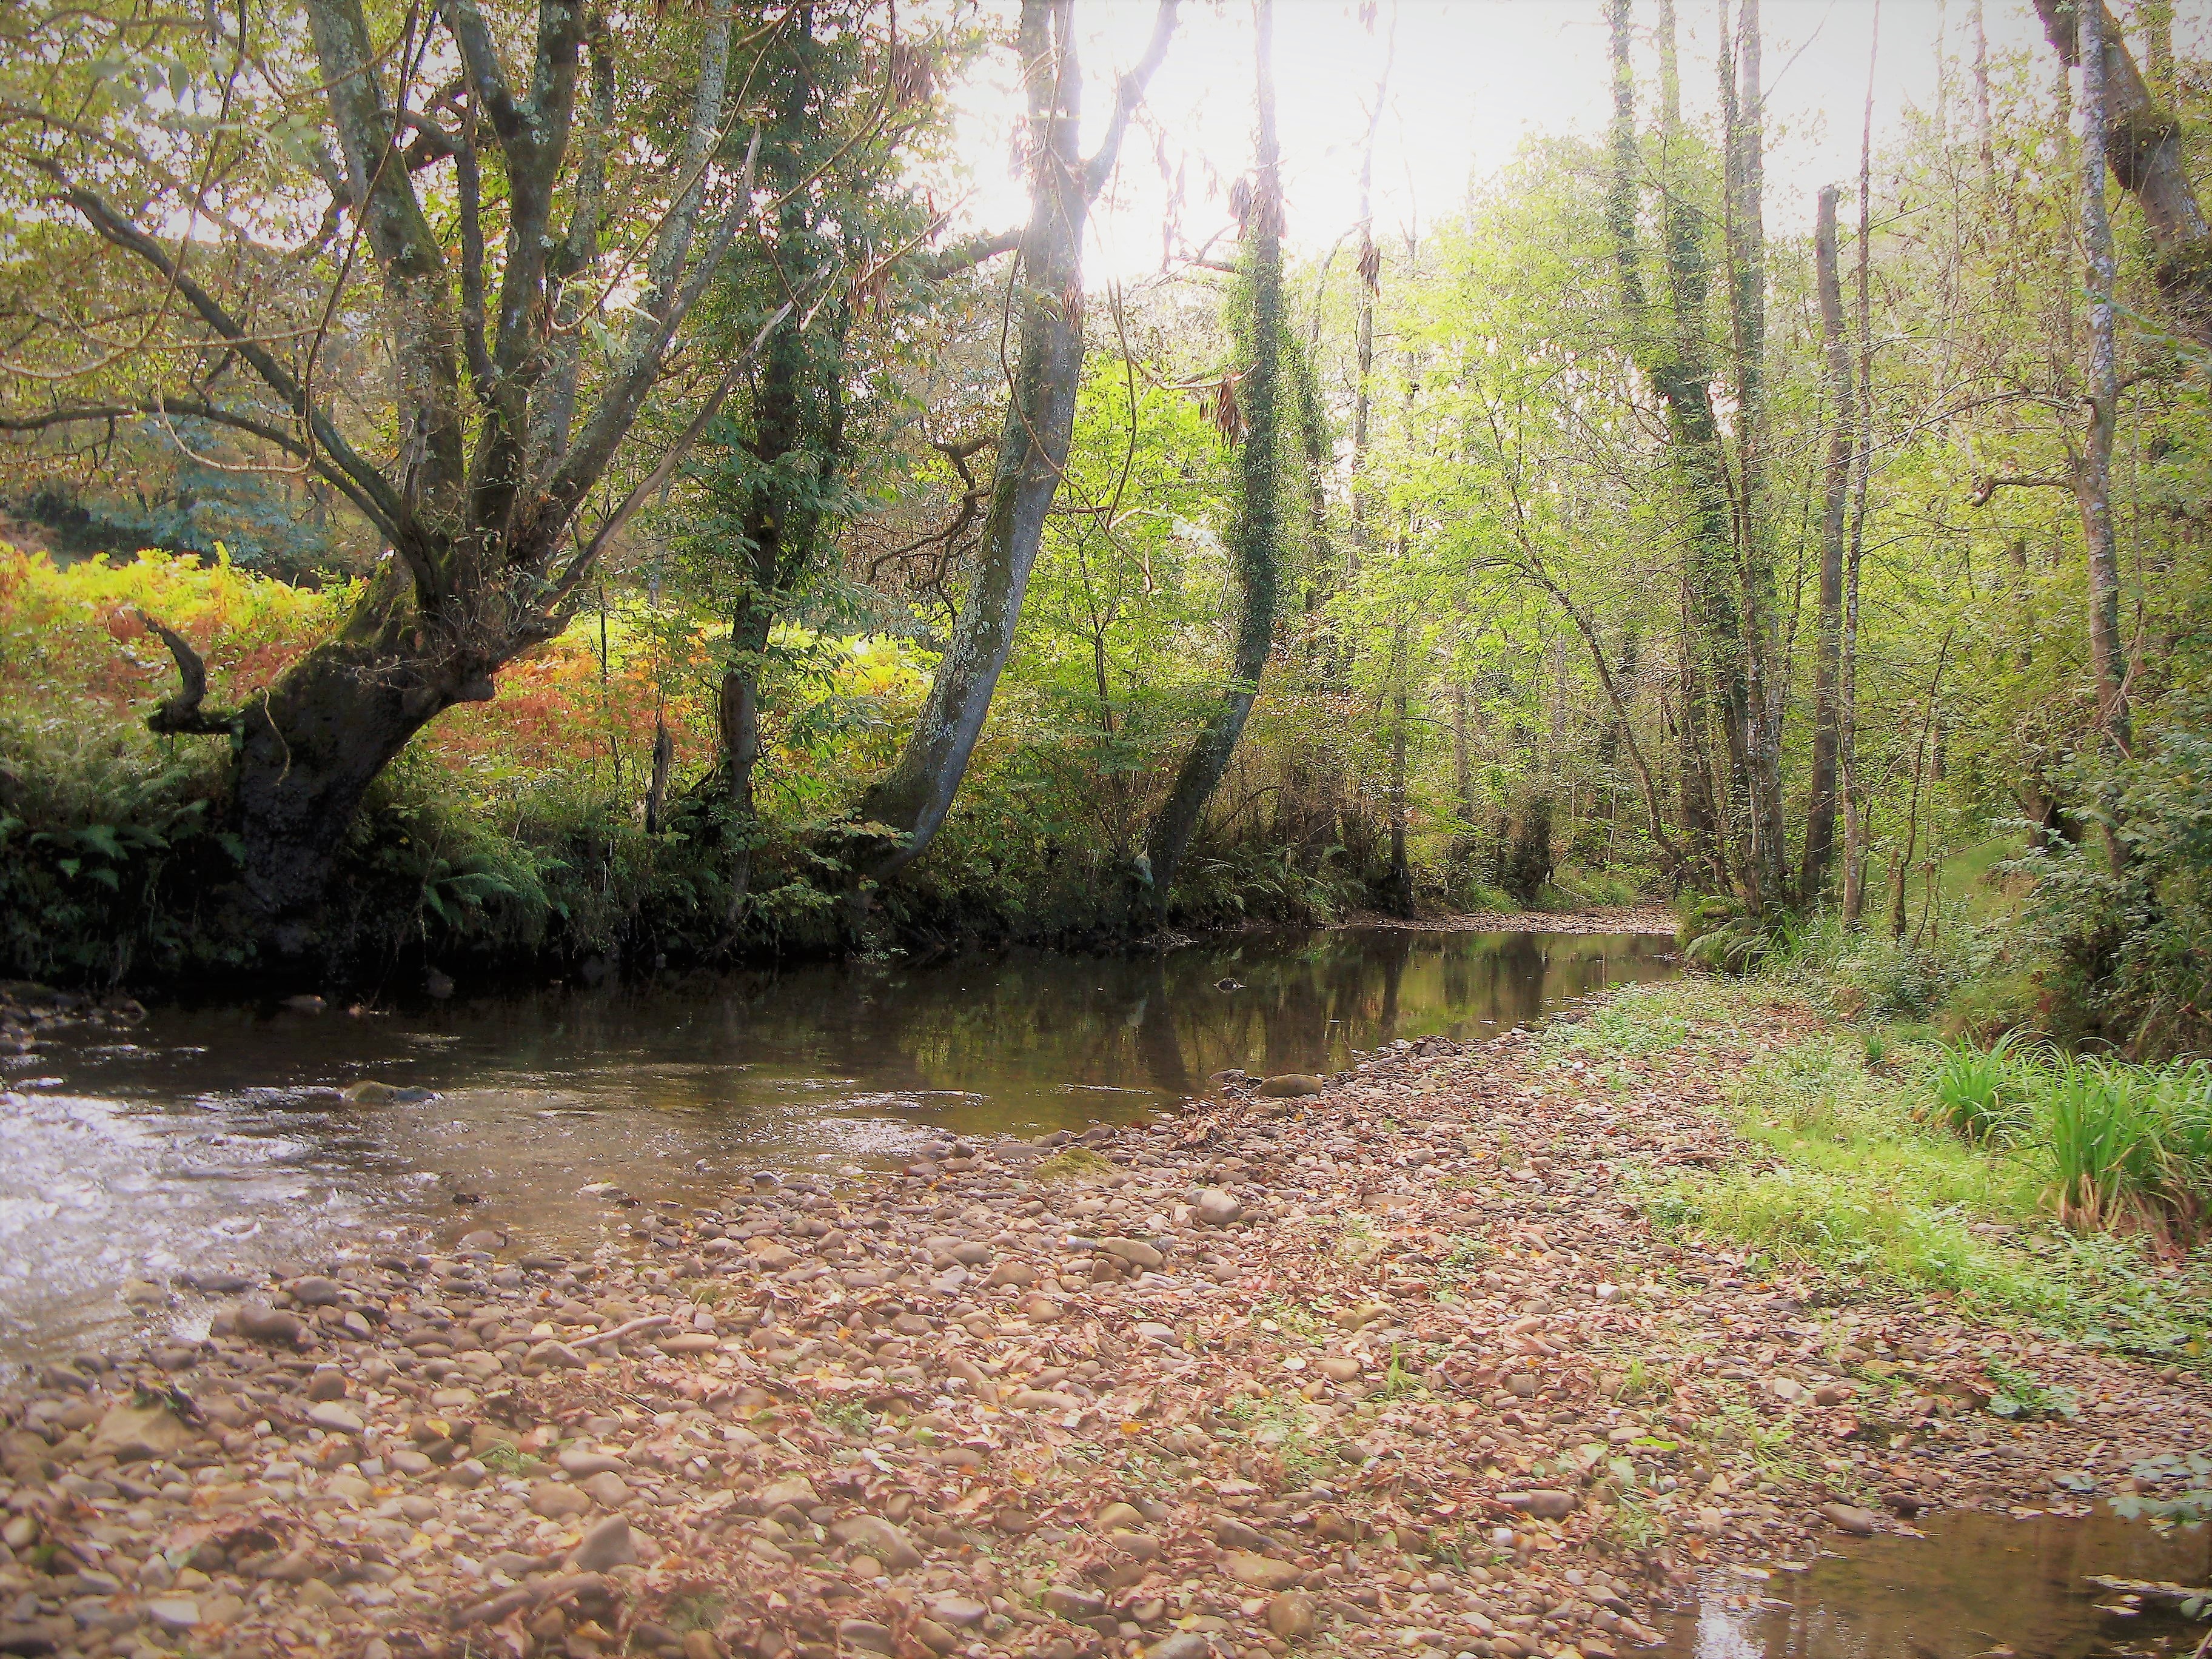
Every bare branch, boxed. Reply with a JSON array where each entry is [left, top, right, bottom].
[[1084, 0, 1181, 201], [918, 229, 1021, 281], [36, 171, 407, 543], [0, 401, 398, 534], [1968, 473, 2073, 506]]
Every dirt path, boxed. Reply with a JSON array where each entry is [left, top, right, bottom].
[[2, 990, 2202, 1659]]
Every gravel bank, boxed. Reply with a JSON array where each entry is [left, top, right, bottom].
[[2, 991, 2204, 1659], [1330, 911, 1678, 939]]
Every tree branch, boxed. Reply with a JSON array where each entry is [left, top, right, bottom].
[[438, 0, 525, 142], [1084, 0, 1179, 201], [36, 170, 408, 544], [0, 401, 399, 537], [918, 229, 1021, 280], [1968, 473, 2073, 506]]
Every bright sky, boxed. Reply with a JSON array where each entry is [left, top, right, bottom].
[[941, 0, 2210, 283]]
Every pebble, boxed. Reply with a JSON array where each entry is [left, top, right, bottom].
[[233, 1303, 305, 1344], [1, 987, 2205, 1659], [1820, 1501, 1880, 1537], [568, 1515, 638, 1572]]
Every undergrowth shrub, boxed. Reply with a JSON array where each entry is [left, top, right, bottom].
[[1930, 1033, 2034, 1145], [0, 711, 252, 983], [2014, 696, 2212, 1058]]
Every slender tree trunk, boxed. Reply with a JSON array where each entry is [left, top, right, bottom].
[[645, 716, 674, 836], [1971, 0, 1996, 192], [1802, 185, 1851, 900], [859, 0, 1177, 883], [717, 600, 775, 914], [1720, 0, 1790, 911], [1840, 4, 1879, 928], [1609, 0, 1753, 900], [1284, 330, 1335, 638], [1384, 616, 1411, 912], [1890, 637, 1949, 939], [1143, 0, 1281, 903], [1451, 680, 1477, 878], [1677, 585, 1724, 887], [2141, 0, 2174, 104], [2076, 0, 2133, 877], [704, 25, 853, 904], [1348, 25, 1390, 585]]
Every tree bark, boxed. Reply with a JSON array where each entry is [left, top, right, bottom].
[[1347, 20, 1391, 585], [1142, 0, 1282, 904], [1606, 0, 1754, 899], [1384, 616, 1412, 913], [1971, 0, 1997, 193], [2073, 0, 2133, 877], [1840, 7, 1880, 928], [1450, 681, 1478, 878], [1801, 184, 1851, 901], [2031, 0, 2212, 351], [700, 15, 855, 902], [1720, 0, 1791, 912], [859, 0, 1178, 882], [27, 0, 763, 919]]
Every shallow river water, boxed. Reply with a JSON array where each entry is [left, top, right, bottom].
[[1665, 1509, 2212, 1659], [0, 926, 1671, 1364]]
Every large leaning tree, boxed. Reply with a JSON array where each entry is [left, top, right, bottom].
[[0, 0, 886, 919]]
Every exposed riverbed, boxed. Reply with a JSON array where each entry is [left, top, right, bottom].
[[0, 927, 1673, 1364]]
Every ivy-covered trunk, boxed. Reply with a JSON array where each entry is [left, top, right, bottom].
[[1142, 0, 1282, 904]]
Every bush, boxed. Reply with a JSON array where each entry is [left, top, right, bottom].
[[2019, 697, 2212, 1058]]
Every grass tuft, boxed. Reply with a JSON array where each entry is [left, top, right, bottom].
[[1930, 1031, 2034, 1145]]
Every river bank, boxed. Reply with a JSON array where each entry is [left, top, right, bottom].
[[1327, 910, 1677, 939], [2, 979, 2205, 1659]]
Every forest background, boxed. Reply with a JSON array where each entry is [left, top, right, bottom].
[[1, 0, 2208, 1067]]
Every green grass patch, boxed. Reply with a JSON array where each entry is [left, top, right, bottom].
[[1631, 1009, 2212, 1362], [1030, 1145, 1116, 1183], [1542, 982, 1697, 1060]]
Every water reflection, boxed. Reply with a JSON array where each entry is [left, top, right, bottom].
[[1664, 1510, 2212, 1659], [0, 927, 1671, 1362]]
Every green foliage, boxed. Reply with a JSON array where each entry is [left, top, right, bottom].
[[1931, 1033, 2034, 1145], [2035, 1051, 2212, 1242], [0, 711, 249, 984], [1617, 982, 2212, 1358], [1544, 987, 1691, 1059], [2015, 700, 2212, 1058], [1980, 1356, 2076, 1421]]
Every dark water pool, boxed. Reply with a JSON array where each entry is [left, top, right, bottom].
[[1665, 1510, 2212, 1659], [0, 927, 1673, 1362]]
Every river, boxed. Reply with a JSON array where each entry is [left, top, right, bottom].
[[0, 925, 1673, 1364]]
